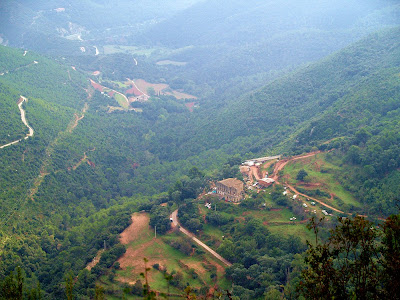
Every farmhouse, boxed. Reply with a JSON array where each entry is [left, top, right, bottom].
[[216, 178, 244, 202]]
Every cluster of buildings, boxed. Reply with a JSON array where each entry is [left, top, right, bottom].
[[214, 156, 281, 203]]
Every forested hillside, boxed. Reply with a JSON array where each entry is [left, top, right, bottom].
[[1, 3, 400, 298], [136, 0, 400, 85], [147, 27, 400, 161], [147, 27, 400, 214], [0, 0, 200, 55], [0, 44, 233, 298]]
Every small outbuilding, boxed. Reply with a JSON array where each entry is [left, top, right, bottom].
[[258, 178, 275, 188]]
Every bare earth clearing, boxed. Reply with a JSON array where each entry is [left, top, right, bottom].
[[119, 213, 149, 245], [117, 212, 227, 290], [133, 79, 197, 100], [117, 213, 166, 284]]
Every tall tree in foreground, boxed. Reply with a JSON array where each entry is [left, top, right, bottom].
[[381, 215, 400, 300], [298, 215, 397, 299]]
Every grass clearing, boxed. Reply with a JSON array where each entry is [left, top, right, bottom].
[[268, 223, 315, 244], [114, 93, 129, 109], [282, 153, 360, 208]]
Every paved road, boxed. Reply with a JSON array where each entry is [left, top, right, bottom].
[[170, 209, 232, 267]]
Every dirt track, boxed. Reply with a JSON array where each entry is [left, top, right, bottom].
[[170, 210, 232, 267], [271, 151, 321, 183], [0, 96, 34, 149], [269, 151, 347, 213], [287, 184, 344, 214]]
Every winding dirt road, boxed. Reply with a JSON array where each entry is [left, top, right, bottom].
[[90, 79, 130, 108], [0, 96, 34, 149], [268, 151, 347, 213], [287, 184, 344, 214], [270, 151, 321, 183], [170, 209, 232, 267], [127, 78, 148, 97]]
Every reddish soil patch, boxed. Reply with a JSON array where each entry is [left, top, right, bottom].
[[302, 182, 322, 188], [204, 258, 225, 275], [92, 71, 100, 76], [108, 91, 115, 97], [135, 79, 168, 94], [312, 161, 322, 172], [126, 85, 142, 96], [90, 79, 103, 92], [242, 211, 251, 216], [270, 208, 283, 211], [185, 102, 195, 112]]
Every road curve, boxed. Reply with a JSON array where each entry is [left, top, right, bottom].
[[0, 96, 34, 149], [170, 209, 232, 267]]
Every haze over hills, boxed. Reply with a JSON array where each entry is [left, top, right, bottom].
[[0, 1, 400, 298], [136, 0, 400, 84], [0, 0, 201, 54]]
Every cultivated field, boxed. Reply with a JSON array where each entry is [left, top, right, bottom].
[[116, 213, 228, 295]]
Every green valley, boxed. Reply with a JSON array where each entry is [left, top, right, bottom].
[[0, 1, 400, 299]]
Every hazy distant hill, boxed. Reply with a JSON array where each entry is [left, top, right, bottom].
[[0, 0, 201, 53], [149, 27, 400, 161], [137, 0, 400, 84], [1, 20, 400, 299]]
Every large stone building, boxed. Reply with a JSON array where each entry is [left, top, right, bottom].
[[216, 178, 244, 202]]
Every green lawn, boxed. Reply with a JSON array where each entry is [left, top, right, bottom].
[[114, 93, 129, 109], [268, 223, 315, 244]]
